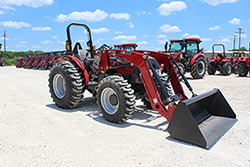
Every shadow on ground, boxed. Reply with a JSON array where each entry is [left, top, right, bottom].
[[46, 97, 169, 132]]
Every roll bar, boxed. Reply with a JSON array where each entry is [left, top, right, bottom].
[[66, 23, 95, 58]]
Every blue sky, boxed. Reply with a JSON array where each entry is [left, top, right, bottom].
[[0, 0, 249, 52]]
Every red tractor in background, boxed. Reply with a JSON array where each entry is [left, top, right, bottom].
[[114, 43, 138, 51], [166, 38, 207, 79], [237, 54, 250, 77], [230, 51, 247, 75], [0, 57, 5, 66], [48, 23, 236, 149], [207, 44, 232, 76], [16, 53, 36, 68]]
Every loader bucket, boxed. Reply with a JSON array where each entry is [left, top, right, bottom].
[[167, 89, 237, 149]]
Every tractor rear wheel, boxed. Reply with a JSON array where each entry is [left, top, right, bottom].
[[48, 61, 86, 109], [207, 62, 216, 75], [238, 62, 248, 77], [97, 75, 136, 123], [191, 57, 206, 79], [221, 62, 232, 76]]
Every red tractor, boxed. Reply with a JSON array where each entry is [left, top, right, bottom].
[[207, 44, 232, 75], [16, 53, 36, 68], [166, 38, 207, 79], [48, 23, 237, 149], [238, 55, 250, 77], [114, 43, 138, 51], [0, 57, 5, 66]]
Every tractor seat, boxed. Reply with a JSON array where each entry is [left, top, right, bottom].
[[216, 53, 224, 60], [78, 49, 87, 61]]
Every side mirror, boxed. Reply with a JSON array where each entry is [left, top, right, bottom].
[[200, 47, 205, 53], [164, 42, 168, 51]]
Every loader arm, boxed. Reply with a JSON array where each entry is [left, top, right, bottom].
[[100, 50, 187, 121]]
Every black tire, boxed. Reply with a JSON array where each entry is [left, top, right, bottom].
[[221, 62, 232, 76], [174, 62, 186, 75], [207, 62, 216, 75], [48, 61, 86, 109], [233, 65, 238, 74], [238, 62, 248, 77], [97, 75, 136, 123], [191, 57, 207, 79]]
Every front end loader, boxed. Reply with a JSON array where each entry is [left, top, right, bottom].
[[48, 23, 237, 149]]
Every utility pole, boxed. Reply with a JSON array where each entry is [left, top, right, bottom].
[[236, 27, 244, 50], [3, 30, 6, 63], [231, 34, 238, 50]]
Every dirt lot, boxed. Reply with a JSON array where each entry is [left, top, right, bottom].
[[0, 66, 250, 166]]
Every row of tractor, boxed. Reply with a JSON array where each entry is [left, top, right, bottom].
[[15, 51, 67, 70], [164, 38, 250, 78], [46, 23, 237, 149], [113, 39, 250, 79]]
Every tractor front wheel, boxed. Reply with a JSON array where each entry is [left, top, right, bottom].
[[221, 62, 232, 76], [97, 75, 136, 123], [191, 57, 206, 79], [48, 61, 86, 109], [207, 62, 216, 75], [238, 62, 248, 77]]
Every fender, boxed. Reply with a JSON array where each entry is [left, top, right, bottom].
[[58, 55, 89, 85], [239, 57, 250, 66], [221, 57, 230, 63], [190, 53, 206, 66]]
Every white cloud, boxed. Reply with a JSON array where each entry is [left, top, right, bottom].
[[127, 22, 134, 28], [92, 27, 110, 34], [159, 24, 181, 33], [156, 34, 168, 38], [0, 0, 53, 8], [241, 34, 247, 38], [20, 41, 27, 44], [208, 25, 221, 30], [53, 35, 58, 39], [218, 38, 231, 42], [143, 34, 150, 37], [15, 44, 26, 48], [32, 26, 52, 31], [0, 21, 31, 29], [138, 41, 148, 45], [55, 9, 108, 23], [31, 45, 41, 49], [200, 0, 238, 6], [201, 38, 212, 42], [1, 37, 11, 41], [137, 11, 151, 16], [157, 1, 187, 16], [0, 10, 4, 15], [114, 31, 123, 34], [183, 33, 190, 36], [158, 39, 168, 45], [112, 35, 137, 43], [228, 18, 240, 25], [40, 40, 53, 44], [109, 13, 130, 20], [0, 5, 16, 10]]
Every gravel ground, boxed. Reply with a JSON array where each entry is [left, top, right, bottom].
[[0, 66, 250, 167]]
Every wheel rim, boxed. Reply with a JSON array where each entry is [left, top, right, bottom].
[[53, 74, 66, 99], [197, 61, 205, 75], [101, 87, 119, 114], [228, 65, 232, 74]]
